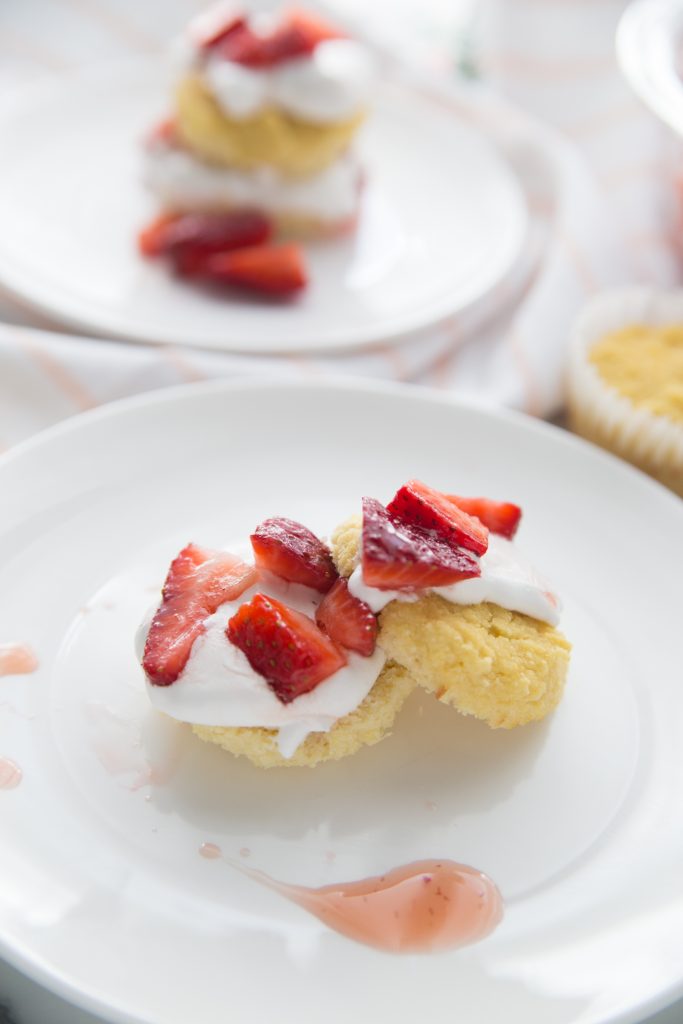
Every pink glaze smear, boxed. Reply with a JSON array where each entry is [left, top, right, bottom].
[[0, 644, 38, 677], [0, 758, 22, 790], [245, 859, 503, 953]]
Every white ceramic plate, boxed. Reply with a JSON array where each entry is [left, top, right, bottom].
[[1, 379, 682, 1024], [0, 62, 526, 355], [617, 0, 683, 136]]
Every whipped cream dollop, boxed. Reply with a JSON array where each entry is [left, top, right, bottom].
[[138, 572, 386, 759], [199, 39, 373, 123], [347, 535, 561, 626], [143, 140, 361, 221]]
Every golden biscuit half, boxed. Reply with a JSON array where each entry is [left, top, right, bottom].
[[176, 75, 365, 176], [330, 516, 571, 729], [379, 597, 570, 729], [192, 660, 414, 768]]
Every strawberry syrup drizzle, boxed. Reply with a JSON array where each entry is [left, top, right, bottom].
[[0, 758, 22, 790], [238, 859, 503, 953], [0, 644, 38, 677]]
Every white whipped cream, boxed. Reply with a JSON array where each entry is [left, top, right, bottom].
[[138, 572, 386, 759], [200, 39, 373, 124], [143, 140, 361, 222], [347, 535, 561, 626]]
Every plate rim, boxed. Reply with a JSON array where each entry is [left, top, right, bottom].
[[1, 375, 682, 514], [0, 60, 528, 355], [1, 376, 682, 1024], [617, 0, 683, 137]]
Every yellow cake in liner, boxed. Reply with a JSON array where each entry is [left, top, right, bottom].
[[176, 74, 364, 176], [330, 517, 571, 730], [567, 288, 683, 497], [192, 660, 414, 768]]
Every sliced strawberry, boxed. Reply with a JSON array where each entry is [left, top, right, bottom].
[[189, 5, 246, 50], [213, 20, 270, 65], [316, 578, 377, 656], [214, 9, 342, 67], [227, 593, 346, 703], [138, 214, 178, 258], [251, 517, 338, 593], [143, 544, 257, 687], [387, 479, 489, 556], [446, 496, 522, 540], [361, 497, 480, 591], [137, 211, 272, 265], [199, 243, 308, 296]]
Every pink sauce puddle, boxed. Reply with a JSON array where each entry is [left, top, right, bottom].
[[0, 644, 38, 678], [239, 859, 503, 953], [0, 757, 22, 790]]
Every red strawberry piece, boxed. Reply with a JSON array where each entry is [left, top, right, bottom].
[[189, 5, 246, 50], [316, 578, 377, 656], [214, 20, 271, 66], [215, 9, 342, 67], [387, 479, 489, 557], [143, 544, 257, 687], [446, 496, 522, 540], [251, 517, 338, 593], [199, 243, 308, 296], [227, 593, 346, 703], [361, 497, 481, 591], [137, 210, 272, 265], [138, 214, 177, 258]]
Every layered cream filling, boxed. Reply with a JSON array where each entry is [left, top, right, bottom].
[[143, 139, 361, 221]]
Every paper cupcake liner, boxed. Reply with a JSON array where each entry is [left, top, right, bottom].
[[567, 287, 683, 497]]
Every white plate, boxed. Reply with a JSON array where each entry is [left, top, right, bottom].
[[0, 62, 526, 355], [617, 0, 683, 136], [1, 379, 682, 1024]]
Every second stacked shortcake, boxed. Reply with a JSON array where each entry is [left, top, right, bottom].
[[144, 4, 372, 236]]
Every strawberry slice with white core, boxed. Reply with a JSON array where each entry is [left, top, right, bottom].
[[387, 479, 489, 556], [361, 497, 480, 591], [446, 496, 522, 540], [251, 517, 338, 593], [199, 243, 308, 296], [143, 544, 257, 687], [316, 578, 377, 656], [227, 593, 347, 703]]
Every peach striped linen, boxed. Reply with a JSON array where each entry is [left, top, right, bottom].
[[0, 0, 673, 452]]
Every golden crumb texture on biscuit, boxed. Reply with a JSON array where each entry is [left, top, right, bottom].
[[175, 74, 364, 176], [378, 596, 571, 730], [330, 513, 361, 577], [192, 660, 414, 768]]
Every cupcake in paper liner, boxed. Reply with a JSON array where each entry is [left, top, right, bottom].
[[567, 288, 683, 497]]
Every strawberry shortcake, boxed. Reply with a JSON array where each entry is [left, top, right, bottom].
[[137, 4, 372, 295], [138, 481, 571, 768]]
